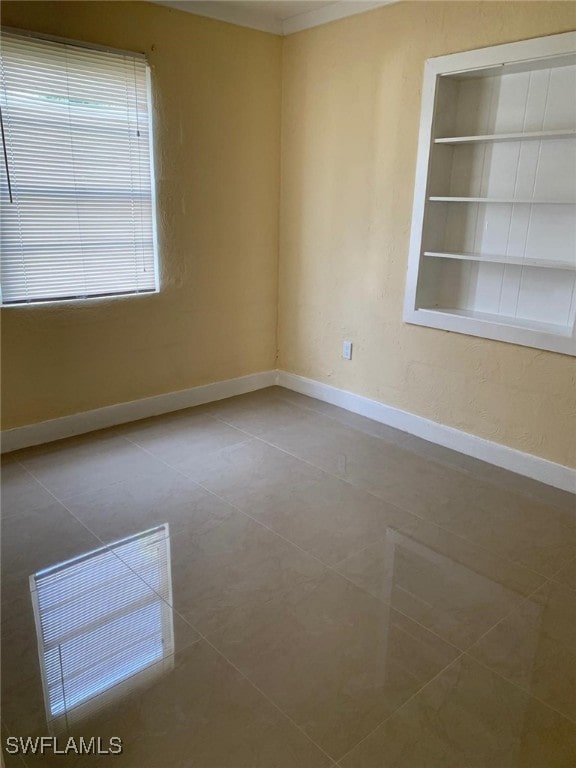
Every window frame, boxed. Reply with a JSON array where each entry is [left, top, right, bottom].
[[0, 27, 160, 308]]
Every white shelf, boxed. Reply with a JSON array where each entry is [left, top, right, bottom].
[[423, 251, 576, 271], [429, 196, 576, 204], [434, 129, 576, 144], [417, 307, 572, 337], [404, 33, 576, 355]]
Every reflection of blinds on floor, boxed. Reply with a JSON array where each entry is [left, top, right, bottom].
[[30, 524, 174, 732]]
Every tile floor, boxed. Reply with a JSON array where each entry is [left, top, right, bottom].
[[1, 386, 575, 767]]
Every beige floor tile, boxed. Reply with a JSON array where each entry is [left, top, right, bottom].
[[335, 516, 545, 649], [1, 721, 29, 768], [553, 558, 576, 591], [399, 435, 576, 513], [1, 461, 55, 519], [205, 388, 312, 436], [246, 478, 416, 567], [262, 410, 414, 488], [177, 436, 322, 496], [1, 593, 40, 710], [419, 479, 576, 578], [181, 439, 418, 565], [2, 390, 573, 767], [272, 390, 575, 513], [262, 412, 489, 532], [469, 581, 576, 722], [64, 468, 235, 542], [1, 502, 101, 588], [340, 655, 576, 768], [16, 434, 167, 501], [113, 511, 328, 651], [263, 414, 575, 577], [17, 641, 332, 768], [238, 570, 458, 760], [120, 409, 249, 466], [274, 389, 412, 443]]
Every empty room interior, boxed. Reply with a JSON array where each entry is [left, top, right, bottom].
[[1, 0, 576, 765]]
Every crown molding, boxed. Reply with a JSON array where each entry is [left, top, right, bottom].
[[282, 1, 395, 35], [154, 1, 283, 34], [153, 1, 398, 36]]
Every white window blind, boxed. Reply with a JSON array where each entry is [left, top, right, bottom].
[[0, 31, 158, 304], [31, 525, 174, 733]]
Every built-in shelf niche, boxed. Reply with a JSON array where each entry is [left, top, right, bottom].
[[404, 32, 576, 355]]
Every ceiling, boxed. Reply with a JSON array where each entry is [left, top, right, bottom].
[[153, 1, 396, 35]]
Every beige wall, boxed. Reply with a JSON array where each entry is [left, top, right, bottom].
[[1, 1, 282, 429], [279, 1, 576, 468], [2, 1, 575, 469]]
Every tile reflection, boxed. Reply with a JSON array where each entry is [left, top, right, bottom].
[[469, 581, 576, 722], [340, 655, 576, 768], [337, 521, 543, 649], [30, 524, 174, 734]]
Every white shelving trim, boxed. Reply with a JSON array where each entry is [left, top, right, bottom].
[[404, 32, 576, 356], [434, 128, 576, 144], [423, 251, 576, 271], [417, 307, 572, 336], [428, 196, 576, 204]]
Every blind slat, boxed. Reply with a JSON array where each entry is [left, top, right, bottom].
[[0, 31, 158, 304], [31, 525, 174, 728]]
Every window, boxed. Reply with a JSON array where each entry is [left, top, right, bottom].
[[0, 31, 158, 305]]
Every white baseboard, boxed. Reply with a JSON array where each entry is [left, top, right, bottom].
[[1, 370, 278, 453], [3, 367, 574, 493], [277, 371, 576, 494]]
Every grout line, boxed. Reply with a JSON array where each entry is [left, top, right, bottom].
[[208, 387, 575, 514], [334, 650, 464, 765], [75, 540, 336, 759], [119, 428, 562, 714], [544, 550, 576, 583], [1, 717, 27, 768], [464, 576, 546, 649], [463, 649, 576, 726], [244, 431, 559, 585], [193, 477, 553, 658], [176, 618, 339, 765], [12, 459, 129, 542], [270, 389, 576, 512], [185, 633, 340, 767], [122, 437, 471, 658], [10, 426, 253, 511], [460, 575, 576, 724], [336, 632, 576, 766]]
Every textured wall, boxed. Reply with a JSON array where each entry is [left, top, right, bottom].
[[2, 1, 575, 470], [278, 1, 576, 469], [1, 1, 282, 429]]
